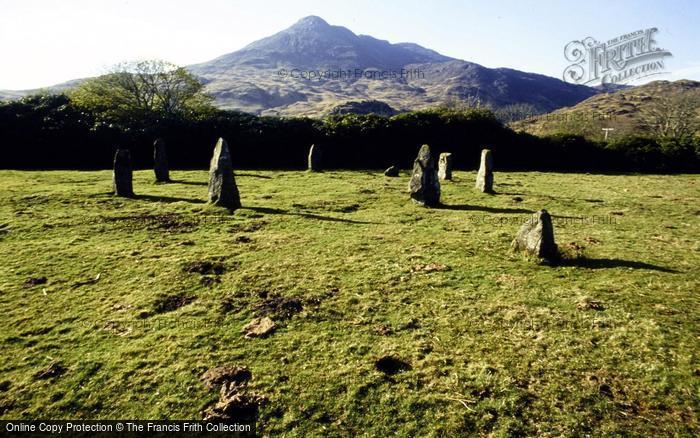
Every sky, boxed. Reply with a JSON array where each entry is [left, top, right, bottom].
[[0, 0, 698, 90]]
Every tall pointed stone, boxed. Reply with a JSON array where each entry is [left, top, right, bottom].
[[475, 149, 494, 193], [153, 138, 170, 182], [511, 209, 558, 261], [308, 144, 322, 172], [438, 153, 453, 181], [208, 138, 241, 210], [408, 144, 440, 207], [112, 149, 134, 197]]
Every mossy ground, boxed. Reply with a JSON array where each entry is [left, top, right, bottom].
[[0, 169, 698, 435]]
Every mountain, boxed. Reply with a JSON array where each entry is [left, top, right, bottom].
[[510, 80, 700, 140], [0, 89, 26, 100], [0, 79, 85, 101], [2, 16, 599, 116], [593, 83, 634, 93], [192, 16, 453, 74], [188, 15, 599, 116]]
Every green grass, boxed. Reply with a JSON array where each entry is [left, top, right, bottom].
[[0, 169, 698, 435]]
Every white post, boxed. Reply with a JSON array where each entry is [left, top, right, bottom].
[[602, 128, 615, 141]]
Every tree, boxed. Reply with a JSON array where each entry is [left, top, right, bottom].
[[493, 103, 540, 124], [440, 93, 484, 111], [640, 90, 700, 140], [71, 60, 214, 128]]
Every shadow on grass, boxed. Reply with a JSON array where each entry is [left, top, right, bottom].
[[438, 204, 533, 214], [297, 212, 375, 224], [135, 194, 206, 204], [246, 206, 287, 215], [171, 179, 208, 186], [244, 206, 378, 224], [498, 192, 526, 196], [558, 257, 678, 273], [551, 214, 587, 220], [236, 173, 273, 179]]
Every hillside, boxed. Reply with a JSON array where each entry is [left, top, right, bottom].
[[511, 80, 700, 141]]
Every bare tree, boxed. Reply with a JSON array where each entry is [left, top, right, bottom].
[[640, 90, 700, 140], [494, 103, 540, 124], [441, 93, 484, 111]]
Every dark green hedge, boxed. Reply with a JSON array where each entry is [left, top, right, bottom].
[[1, 94, 697, 172]]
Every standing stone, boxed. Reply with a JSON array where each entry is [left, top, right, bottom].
[[475, 149, 494, 193], [408, 144, 440, 207], [511, 209, 558, 261], [384, 165, 399, 177], [438, 153, 453, 181], [153, 138, 170, 183], [208, 138, 241, 210], [308, 144, 322, 172], [112, 149, 134, 197]]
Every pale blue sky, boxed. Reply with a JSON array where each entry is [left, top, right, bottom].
[[0, 0, 698, 89]]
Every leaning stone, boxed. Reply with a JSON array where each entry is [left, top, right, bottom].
[[384, 165, 399, 177], [308, 144, 322, 172], [153, 138, 170, 182], [475, 149, 494, 193], [511, 209, 558, 261], [438, 152, 453, 180], [408, 144, 440, 207], [113, 149, 134, 197], [208, 138, 241, 210], [242, 317, 276, 338]]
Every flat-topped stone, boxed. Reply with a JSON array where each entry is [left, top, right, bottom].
[[475, 149, 494, 193], [113, 148, 134, 197], [438, 152, 453, 181], [153, 138, 170, 182]]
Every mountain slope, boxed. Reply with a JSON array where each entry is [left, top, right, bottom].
[[510, 80, 700, 140], [190, 16, 453, 74], [188, 16, 598, 116]]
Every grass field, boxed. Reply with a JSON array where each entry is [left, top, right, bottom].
[[0, 169, 698, 435]]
